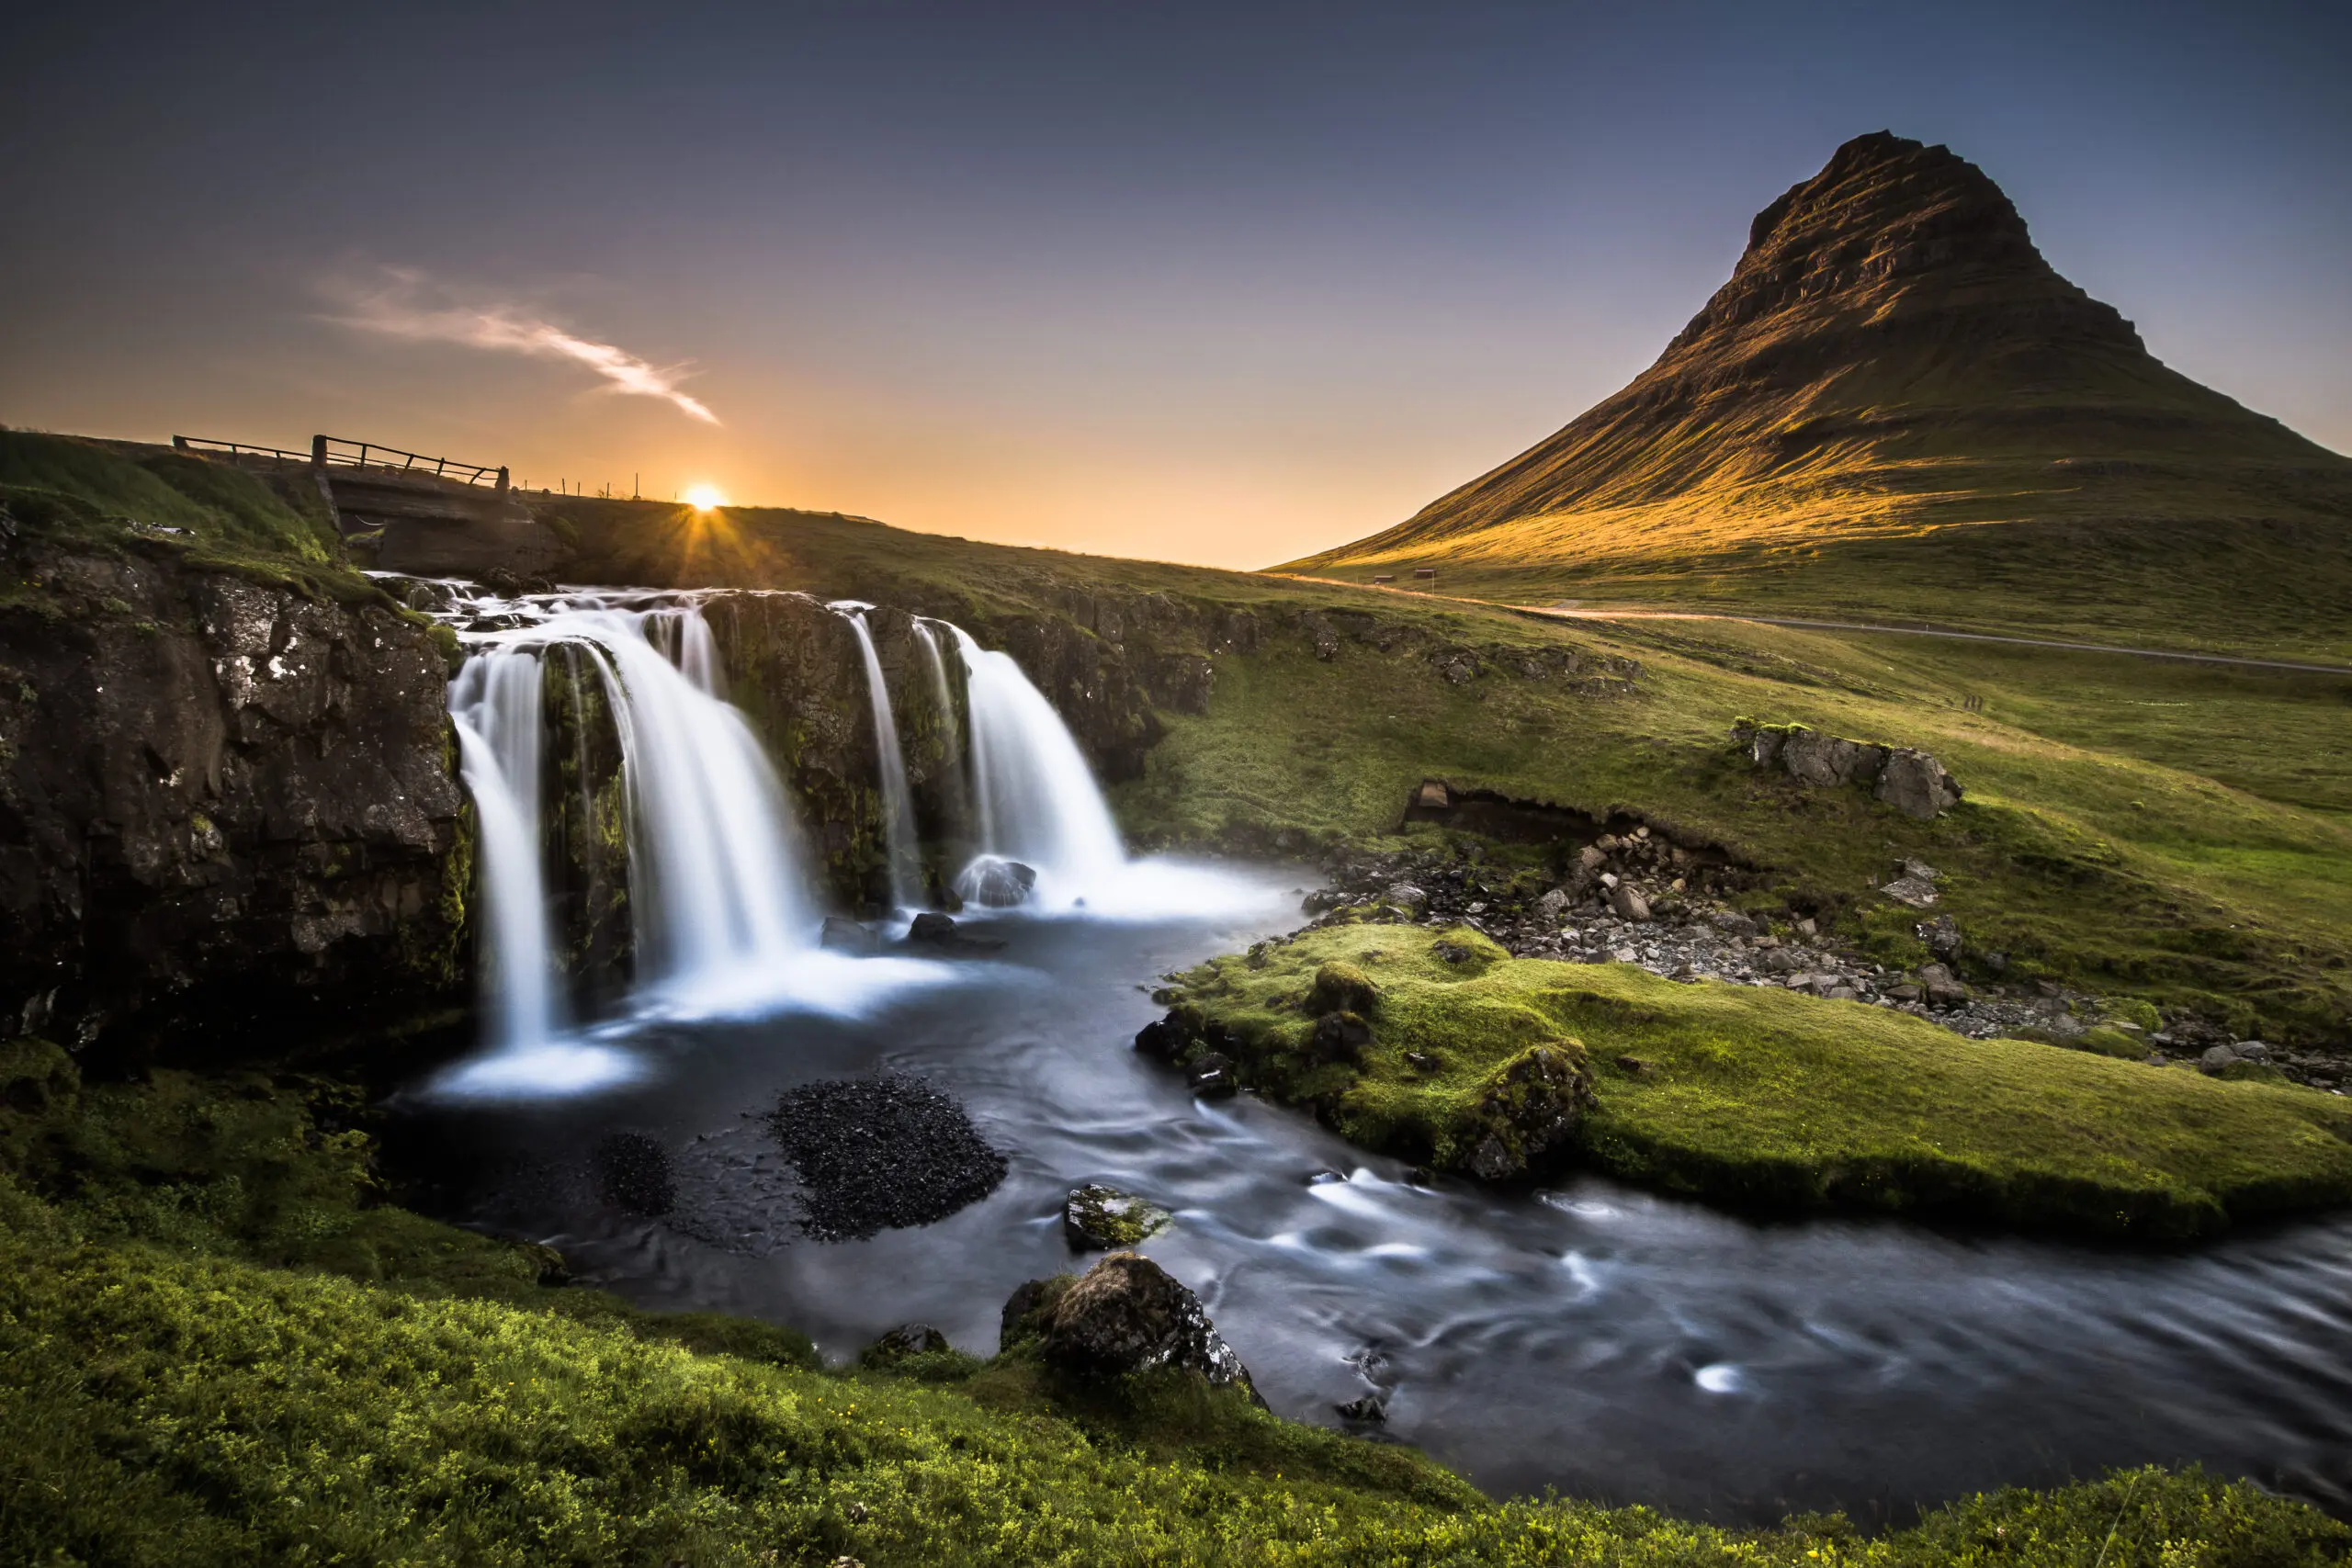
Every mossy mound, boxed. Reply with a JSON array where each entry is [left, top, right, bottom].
[[1159, 925, 2352, 1239]]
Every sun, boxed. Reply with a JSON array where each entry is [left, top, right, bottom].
[[684, 483, 726, 511]]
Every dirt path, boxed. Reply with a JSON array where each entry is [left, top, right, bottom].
[[1518, 605, 2352, 676]]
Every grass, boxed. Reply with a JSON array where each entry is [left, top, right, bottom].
[[0, 429, 379, 608], [1160, 924, 2352, 1239]]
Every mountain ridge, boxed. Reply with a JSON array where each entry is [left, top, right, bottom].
[[1283, 132, 2352, 655]]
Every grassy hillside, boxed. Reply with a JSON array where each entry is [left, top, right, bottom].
[[526, 492, 2352, 1042], [0, 428, 369, 605], [1280, 134, 2352, 660]]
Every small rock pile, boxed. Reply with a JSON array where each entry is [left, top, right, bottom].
[[1289, 841, 2342, 1090], [765, 1074, 1009, 1240]]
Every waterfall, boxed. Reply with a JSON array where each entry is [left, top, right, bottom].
[[448, 649, 559, 1048], [947, 625, 1127, 907], [833, 603, 922, 912], [451, 596, 820, 1028], [911, 620, 969, 850]]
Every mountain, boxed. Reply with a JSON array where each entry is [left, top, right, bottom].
[[1282, 132, 2352, 656]]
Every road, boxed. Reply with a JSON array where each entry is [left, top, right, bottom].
[[1515, 606, 2352, 676]]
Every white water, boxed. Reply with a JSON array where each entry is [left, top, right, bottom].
[[421, 580, 1273, 1096], [911, 620, 968, 849], [447, 649, 559, 1048], [433, 592, 958, 1099], [949, 625, 1127, 908], [833, 604, 922, 912]]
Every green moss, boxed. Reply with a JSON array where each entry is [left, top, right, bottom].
[[1168, 925, 2352, 1240]]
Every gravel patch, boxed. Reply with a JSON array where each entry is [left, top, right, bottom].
[[765, 1074, 1009, 1241]]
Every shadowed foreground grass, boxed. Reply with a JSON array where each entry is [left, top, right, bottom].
[[1, 1042, 2344, 1564], [1164, 925, 2352, 1239], [1, 1202, 2343, 1567]]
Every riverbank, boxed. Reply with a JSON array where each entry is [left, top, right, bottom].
[[1149, 923, 2352, 1239]]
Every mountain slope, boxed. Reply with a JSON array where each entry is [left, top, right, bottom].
[[1282, 132, 2352, 656]]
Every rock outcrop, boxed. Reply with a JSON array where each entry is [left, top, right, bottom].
[[1004, 1252, 1257, 1396], [1734, 720, 1962, 818], [0, 542, 465, 1057]]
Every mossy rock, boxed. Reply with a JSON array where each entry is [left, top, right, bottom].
[[1307, 961, 1380, 1016]]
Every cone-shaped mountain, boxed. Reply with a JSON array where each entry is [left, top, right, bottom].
[[1285, 132, 2352, 650]]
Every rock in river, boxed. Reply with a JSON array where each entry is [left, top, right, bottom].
[[1063, 1183, 1170, 1250], [1009, 1252, 1257, 1394], [960, 855, 1038, 908]]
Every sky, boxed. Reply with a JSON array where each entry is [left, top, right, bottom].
[[3, 1, 2347, 569]]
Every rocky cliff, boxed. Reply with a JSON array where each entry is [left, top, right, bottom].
[[0, 534, 466, 1062]]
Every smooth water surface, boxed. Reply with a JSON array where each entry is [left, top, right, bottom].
[[406, 871, 2352, 1526]]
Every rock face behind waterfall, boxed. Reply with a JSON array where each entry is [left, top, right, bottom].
[[0, 544, 465, 1057]]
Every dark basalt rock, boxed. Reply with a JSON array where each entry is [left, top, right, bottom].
[[593, 1131, 675, 1215], [765, 1073, 1008, 1241], [1027, 1251, 1257, 1396], [0, 544, 465, 1059], [859, 1323, 951, 1368]]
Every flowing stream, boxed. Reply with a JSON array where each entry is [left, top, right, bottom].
[[413, 578, 2352, 1527], [833, 603, 922, 911]]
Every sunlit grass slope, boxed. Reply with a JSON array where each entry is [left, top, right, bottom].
[[1168, 925, 2352, 1238], [0, 428, 359, 604]]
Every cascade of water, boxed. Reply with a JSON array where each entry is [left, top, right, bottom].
[[832, 604, 922, 911], [946, 625, 1126, 906], [911, 621, 969, 849], [455, 596, 820, 1018], [447, 647, 559, 1047]]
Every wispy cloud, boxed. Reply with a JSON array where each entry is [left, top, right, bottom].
[[327, 268, 719, 423]]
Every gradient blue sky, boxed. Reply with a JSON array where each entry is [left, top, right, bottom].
[[4, 1, 2346, 567]]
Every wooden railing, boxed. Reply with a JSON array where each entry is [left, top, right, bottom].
[[172, 434, 510, 494], [173, 435, 309, 464]]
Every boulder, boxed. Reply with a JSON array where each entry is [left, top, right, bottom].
[[1335, 1394, 1388, 1424], [1459, 1043, 1590, 1180], [1063, 1184, 1171, 1250], [859, 1324, 950, 1368], [1781, 728, 1890, 787], [1034, 1252, 1256, 1393], [1709, 909, 1760, 939], [2199, 1043, 2240, 1073], [820, 916, 880, 954], [1917, 914, 1964, 962], [1534, 887, 1572, 922], [1879, 874, 1940, 909], [1306, 961, 1380, 1015], [905, 911, 958, 942], [1876, 749, 1963, 819], [958, 855, 1038, 908], [1310, 1010, 1372, 1064], [1384, 882, 1430, 916], [1186, 1052, 1238, 1098], [1133, 1015, 1193, 1061], [1610, 884, 1651, 922]]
